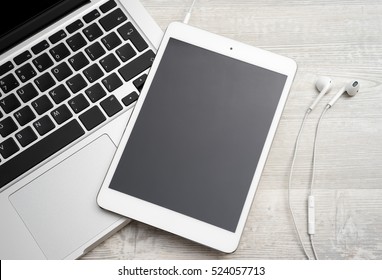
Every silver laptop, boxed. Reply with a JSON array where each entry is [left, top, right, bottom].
[[0, 0, 162, 259]]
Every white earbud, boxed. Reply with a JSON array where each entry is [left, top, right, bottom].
[[309, 76, 332, 111], [327, 80, 360, 107]]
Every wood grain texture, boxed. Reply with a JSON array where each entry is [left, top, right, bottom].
[[83, 0, 382, 259]]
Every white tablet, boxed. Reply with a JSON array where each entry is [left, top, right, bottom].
[[97, 22, 297, 253]]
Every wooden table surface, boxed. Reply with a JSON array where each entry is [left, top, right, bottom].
[[83, 0, 382, 259]]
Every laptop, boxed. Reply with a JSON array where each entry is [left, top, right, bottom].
[[0, 0, 162, 259]]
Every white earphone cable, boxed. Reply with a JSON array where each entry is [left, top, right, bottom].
[[310, 235, 319, 260], [183, 0, 197, 24], [308, 104, 330, 260], [310, 104, 330, 196], [288, 108, 312, 259]]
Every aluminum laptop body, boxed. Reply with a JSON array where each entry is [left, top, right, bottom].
[[0, 0, 162, 259]]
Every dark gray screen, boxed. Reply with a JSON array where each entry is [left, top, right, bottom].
[[0, 0, 89, 54], [110, 38, 287, 232]]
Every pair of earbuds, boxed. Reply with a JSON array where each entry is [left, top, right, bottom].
[[309, 76, 360, 111], [289, 76, 360, 260]]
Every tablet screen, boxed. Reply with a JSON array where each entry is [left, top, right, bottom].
[[109, 38, 287, 232]]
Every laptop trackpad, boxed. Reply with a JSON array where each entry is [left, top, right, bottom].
[[9, 135, 122, 259]]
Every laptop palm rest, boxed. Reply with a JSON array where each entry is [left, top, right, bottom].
[[9, 135, 122, 259]]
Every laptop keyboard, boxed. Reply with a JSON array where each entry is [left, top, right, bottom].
[[0, 0, 155, 190]]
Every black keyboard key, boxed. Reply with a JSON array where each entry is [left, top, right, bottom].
[[49, 29, 67, 44], [15, 63, 37, 83], [0, 93, 21, 113], [0, 61, 14, 76], [51, 104, 73, 125], [14, 51, 32, 65], [31, 95, 53, 115], [15, 126, 37, 147], [0, 117, 18, 137], [0, 119, 85, 189], [66, 33, 87, 52], [122, 91, 139, 106], [49, 84, 71, 104], [100, 53, 120, 72], [100, 95, 122, 117], [50, 104, 73, 124], [85, 83, 106, 102], [85, 42, 106, 61], [66, 19, 84, 34], [116, 43, 136, 62], [68, 93, 90, 113], [0, 73, 19, 93], [66, 74, 87, 93], [33, 53, 54, 72], [83, 64, 104, 83], [49, 43, 71, 62], [32, 40, 49, 55], [99, 8, 127, 32], [118, 49, 155, 82], [83, 9, 101, 23], [83, 23, 103, 42], [117, 22, 148, 52], [133, 73, 147, 92], [102, 73, 122, 92], [14, 106, 36, 126], [33, 115, 55, 136], [79, 106, 106, 131], [68, 52, 89, 71], [34, 72, 56, 92], [101, 31, 121, 50], [17, 83, 39, 103], [0, 138, 19, 159], [100, 0, 116, 13], [51, 62, 73, 81]]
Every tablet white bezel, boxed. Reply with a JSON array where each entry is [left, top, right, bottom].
[[97, 22, 297, 253]]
